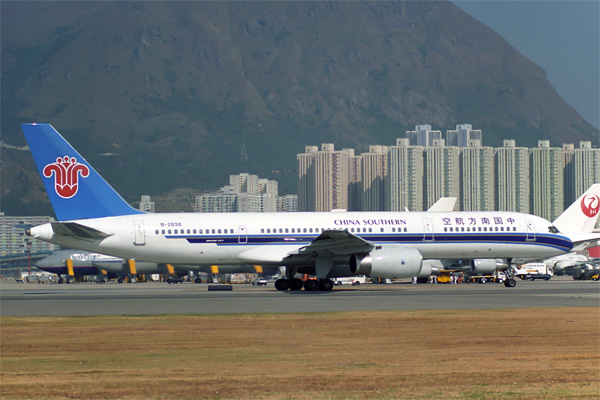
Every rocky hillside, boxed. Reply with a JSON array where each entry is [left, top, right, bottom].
[[1, 1, 597, 214]]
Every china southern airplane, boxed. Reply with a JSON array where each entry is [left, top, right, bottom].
[[21, 123, 589, 291]]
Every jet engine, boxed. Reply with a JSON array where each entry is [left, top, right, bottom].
[[470, 259, 501, 274], [350, 245, 423, 279], [418, 260, 443, 278]]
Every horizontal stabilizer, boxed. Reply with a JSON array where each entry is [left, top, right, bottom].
[[51, 222, 112, 239]]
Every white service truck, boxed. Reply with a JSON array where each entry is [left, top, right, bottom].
[[514, 263, 553, 281], [332, 275, 367, 286]]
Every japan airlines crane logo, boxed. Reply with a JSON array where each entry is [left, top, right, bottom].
[[581, 193, 600, 218], [43, 156, 90, 198]]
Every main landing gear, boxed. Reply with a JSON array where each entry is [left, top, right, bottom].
[[503, 258, 517, 288], [275, 278, 334, 292]]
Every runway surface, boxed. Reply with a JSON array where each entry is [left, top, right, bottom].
[[1, 277, 598, 317]]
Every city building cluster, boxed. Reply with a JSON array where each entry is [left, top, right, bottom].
[[193, 173, 298, 213], [298, 124, 600, 221]]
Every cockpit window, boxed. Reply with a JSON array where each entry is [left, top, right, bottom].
[[548, 225, 560, 234]]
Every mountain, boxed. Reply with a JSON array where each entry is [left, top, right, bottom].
[[1, 1, 597, 215]]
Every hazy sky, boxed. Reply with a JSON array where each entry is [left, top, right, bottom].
[[454, 0, 599, 130]]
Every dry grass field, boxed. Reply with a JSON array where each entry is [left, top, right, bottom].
[[1, 308, 599, 399]]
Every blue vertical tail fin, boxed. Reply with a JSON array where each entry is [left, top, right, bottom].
[[21, 123, 144, 221]]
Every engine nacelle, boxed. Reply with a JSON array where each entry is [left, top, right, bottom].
[[470, 259, 500, 275], [350, 245, 423, 279], [418, 260, 443, 278]]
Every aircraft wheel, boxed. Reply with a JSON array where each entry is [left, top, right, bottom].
[[304, 280, 319, 291], [289, 278, 304, 291], [504, 278, 516, 288], [318, 279, 334, 291], [275, 278, 290, 291]]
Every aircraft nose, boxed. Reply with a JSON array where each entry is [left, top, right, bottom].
[[36, 257, 55, 268]]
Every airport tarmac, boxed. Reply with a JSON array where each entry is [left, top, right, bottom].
[[1, 277, 598, 317]]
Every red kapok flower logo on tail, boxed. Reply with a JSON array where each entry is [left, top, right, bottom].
[[581, 194, 600, 218], [43, 156, 90, 198]]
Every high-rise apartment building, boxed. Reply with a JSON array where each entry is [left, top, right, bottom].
[[446, 124, 483, 147], [297, 144, 353, 211], [530, 140, 564, 221], [494, 140, 529, 213], [230, 173, 259, 194], [459, 140, 495, 211], [406, 125, 442, 147], [277, 195, 298, 212], [423, 139, 460, 210], [346, 149, 362, 211], [386, 138, 424, 211], [565, 141, 600, 202], [562, 143, 576, 205], [361, 145, 388, 211], [297, 146, 318, 212]]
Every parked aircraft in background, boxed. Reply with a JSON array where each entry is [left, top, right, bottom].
[[553, 184, 600, 251], [91, 254, 278, 282], [544, 253, 590, 275], [35, 250, 115, 282], [90, 254, 187, 278], [21, 124, 587, 291]]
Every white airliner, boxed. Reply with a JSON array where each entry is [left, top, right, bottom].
[[21, 123, 595, 291]]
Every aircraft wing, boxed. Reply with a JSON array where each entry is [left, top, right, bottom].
[[236, 230, 374, 265], [567, 233, 600, 252], [51, 222, 112, 239], [283, 229, 375, 263]]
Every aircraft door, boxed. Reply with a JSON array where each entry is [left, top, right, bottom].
[[525, 219, 536, 241], [422, 218, 434, 241], [134, 220, 146, 246], [238, 225, 248, 244]]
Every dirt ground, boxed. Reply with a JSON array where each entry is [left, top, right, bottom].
[[1, 308, 599, 399]]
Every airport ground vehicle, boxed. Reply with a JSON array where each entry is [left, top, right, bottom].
[[167, 276, 184, 284], [252, 277, 268, 286], [332, 276, 366, 286], [466, 272, 506, 284], [436, 270, 453, 284], [514, 263, 553, 281], [571, 261, 600, 280]]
